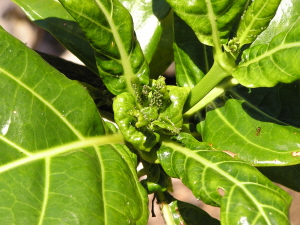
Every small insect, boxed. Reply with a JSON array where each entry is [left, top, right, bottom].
[[255, 127, 261, 136]]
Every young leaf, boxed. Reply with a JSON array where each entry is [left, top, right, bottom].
[[173, 13, 213, 88], [203, 99, 300, 166], [120, 0, 171, 61], [59, 0, 149, 96], [233, 18, 300, 87], [236, 0, 282, 46], [251, 0, 300, 46], [166, 0, 248, 51], [11, 0, 97, 73], [121, 0, 174, 78], [158, 141, 292, 225], [0, 27, 148, 224]]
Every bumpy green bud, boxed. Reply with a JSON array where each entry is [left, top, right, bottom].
[[152, 86, 190, 135], [113, 92, 159, 151]]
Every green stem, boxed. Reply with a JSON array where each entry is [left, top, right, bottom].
[[184, 77, 239, 118], [183, 60, 232, 113], [156, 192, 175, 225]]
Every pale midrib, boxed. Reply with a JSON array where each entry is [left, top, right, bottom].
[[240, 42, 300, 67], [164, 142, 274, 224], [0, 134, 124, 174], [206, 1, 222, 54], [94, 0, 136, 97], [239, 1, 269, 45], [38, 157, 50, 225], [0, 67, 85, 140]]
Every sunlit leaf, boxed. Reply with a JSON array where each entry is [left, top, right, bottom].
[[166, 0, 248, 49], [0, 26, 148, 225], [233, 18, 300, 87], [11, 0, 97, 73], [59, 0, 149, 95], [158, 140, 292, 225], [203, 99, 300, 166], [236, 0, 282, 46]]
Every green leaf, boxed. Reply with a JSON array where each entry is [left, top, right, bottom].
[[59, 0, 149, 96], [113, 92, 160, 152], [166, 0, 248, 51], [12, 0, 98, 73], [203, 99, 300, 166], [173, 13, 213, 88], [252, 0, 300, 46], [159, 192, 220, 225], [120, 0, 171, 62], [236, 0, 282, 46], [0, 27, 148, 224], [229, 82, 300, 128], [121, 0, 174, 78], [233, 18, 300, 87], [158, 141, 292, 225]]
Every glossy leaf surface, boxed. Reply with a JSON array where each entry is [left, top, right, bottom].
[[237, 0, 282, 46], [59, 0, 149, 95], [252, 0, 300, 46], [121, 0, 173, 78], [203, 99, 300, 166], [120, 0, 170, 62], [158, 141, 291, 225], [11, 0, 97, 73], [166, 0, 248, 49], [233, 17, 300, 87], [0, 27, 148, 224]]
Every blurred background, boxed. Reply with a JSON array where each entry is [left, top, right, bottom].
[[1, 0, 299, 224]]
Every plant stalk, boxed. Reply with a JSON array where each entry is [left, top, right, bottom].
[[183, 53, 235, 113]]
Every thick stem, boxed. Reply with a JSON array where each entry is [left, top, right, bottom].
[[183, 61, 231, 113], [184, 77, 239, 118], [156, 192, 175, 225]]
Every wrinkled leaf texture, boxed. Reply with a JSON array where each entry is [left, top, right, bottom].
[[59, 0, 149, 95], [158, 140, 291, 225], [0, 27, 148, 224]]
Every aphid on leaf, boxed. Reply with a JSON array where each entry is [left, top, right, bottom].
[[255, 127, 261, 136]]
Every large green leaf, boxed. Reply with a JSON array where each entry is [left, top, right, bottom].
[[252, 0, 300, 46], [233, 17, 300, 87], [120, 0, 174, 78], [0, 26, 148, 224], [59, 0, 149, 96], [166, 0, 248, 50], [158, 140, 291, 225], [173, 13, 213, 88], [236, 0, 282, 46], [203, 99, 300, 166], [11, 0, 97, 74]]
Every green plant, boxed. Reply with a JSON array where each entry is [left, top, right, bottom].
[[1, 0, 300, 224]]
